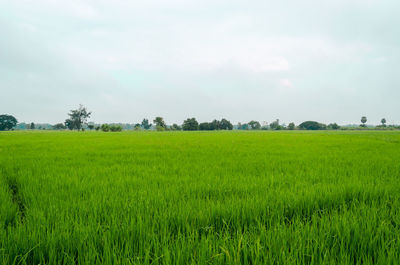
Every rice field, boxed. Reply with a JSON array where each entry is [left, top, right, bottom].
[[1, 130, 400, 265]]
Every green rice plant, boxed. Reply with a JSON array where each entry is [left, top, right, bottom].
[[0, 130, 400, 264]]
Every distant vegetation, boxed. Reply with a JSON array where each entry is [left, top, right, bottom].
[[0, 115, 17, 131], [64, 104, 91, 131], [1, 105, 400, 132], [298, 121, 326, 130], [100, 124, 122, 132]]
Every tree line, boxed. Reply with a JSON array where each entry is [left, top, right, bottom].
[[0, 105, 399, 131]]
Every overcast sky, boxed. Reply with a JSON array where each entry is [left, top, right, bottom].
[[1, 0, 399, 125]]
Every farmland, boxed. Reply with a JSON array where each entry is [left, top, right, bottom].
[[1, 131, 400, 264]]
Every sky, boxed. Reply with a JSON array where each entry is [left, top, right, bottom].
[[1, 0, 399, 125]]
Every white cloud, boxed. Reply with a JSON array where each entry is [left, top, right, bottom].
[[1, 0, 399, 124]]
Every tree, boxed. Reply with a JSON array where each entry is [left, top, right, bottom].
[[298, 121, 326, 130], [65, 119, 74, 130], [210, 120, 220, 130], [53, 123, 66, 130], [381, 118, 387, 127], [88, 124, 95, 130], [0, 115, 18, 131], [248, 120, 261, 130], [269, 119, 281, 130], [219, 118, 233, 130], [134, 123, 141, 130], [141, 119, 152, 130], [171, 124, 181, 130], [65, 105, 91, 131], [182, 118, 199, 131], [237, 123, 249, 130], [30, 122, 35, 130], [288, 122, 295, 130], [199, 122, 211, 130], [360, 116, 367, 127], [153, 117, 166, 129], [327, 123, 340, 130]]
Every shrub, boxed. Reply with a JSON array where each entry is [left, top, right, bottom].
[[110, 125, 122, 132], [53, 123, 66, 130], [156, 125, 165, 131], [101, 124, 110, 132]]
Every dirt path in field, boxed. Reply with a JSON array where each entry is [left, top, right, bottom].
[[6, 176, 26, 224]]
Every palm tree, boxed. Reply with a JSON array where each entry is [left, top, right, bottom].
[[361, 116, 367, 127]]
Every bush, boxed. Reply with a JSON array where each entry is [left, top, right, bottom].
[[101, 124, 110, 132], [100, 124, 122, 132], [53, 123, 66, 130], [110, 125, 122, 132], [156, 125, 165, 131]]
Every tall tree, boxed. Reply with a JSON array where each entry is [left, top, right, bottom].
[[381, 118, 387, 127], [361, 116, 367, 127], [30, 122, 35, 130], [0, 114, 18, 131], [182, 118, 199, 131], [219, 118, 233, 130], [141, 119, 152, 130], [288, 122, 295, 130], [153, 117, 166, 129], [65, 105, 91, 131], [269, 119, 280, 130], [248, 120, 261, 130], [210, 120, 220, 130]]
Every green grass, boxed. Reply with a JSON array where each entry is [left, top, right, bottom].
[[1, 130, 400, 264]]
